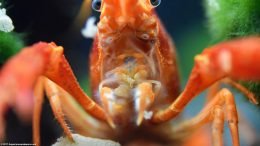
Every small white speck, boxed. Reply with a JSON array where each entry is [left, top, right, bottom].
[[81, 16, 97, 38], [144, 111, 153, 120], [105, 92, 115, 101]]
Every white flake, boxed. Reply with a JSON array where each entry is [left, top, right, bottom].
[[0, 3, 14, 32], [144, 111, 153, 120], [81, 16, 97, 38]]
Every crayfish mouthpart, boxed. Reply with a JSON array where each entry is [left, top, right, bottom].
[[106, 115, 116, 129], [134, 82, 155, 126], [136, 111, 144, 126]]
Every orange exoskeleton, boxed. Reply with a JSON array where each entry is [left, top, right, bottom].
[[0, 0, 260, 146], [90, 0, 179, 127]]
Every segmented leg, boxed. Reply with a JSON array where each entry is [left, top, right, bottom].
[[0, 89, 9, 141], [33, 77, 113, 145], [59, 87, 113, 139], [44, 43, 106, 121], [33, 77, 44, 146], [99, 87, 116, 128], [0, 102, 7, 141], [172, 89, 239, 146], [43, 78, 73, 141], [33, 76, 73, 146], [152, 37, 260, 123], [212, 107, 225, 146], [223, 78, 258, 103]]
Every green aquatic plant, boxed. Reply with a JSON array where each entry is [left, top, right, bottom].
[[204, 0, 260, 103], [0, 31, 24, 65], [0, 1, 24, 65], [204, 0, 260, 42]]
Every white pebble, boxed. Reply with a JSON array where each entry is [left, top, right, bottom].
[[52, 134, 121, 146], [0, 3, 14, 32]]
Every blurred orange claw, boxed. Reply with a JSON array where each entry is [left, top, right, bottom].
[[0, 43, 52, 120], [152, 36, 260, 123], [0, 42, 52, 140], [0, 42, 107, 141]]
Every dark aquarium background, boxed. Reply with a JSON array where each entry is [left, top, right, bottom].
[[1, 0, 260, 146]]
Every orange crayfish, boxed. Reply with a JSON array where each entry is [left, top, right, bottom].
[[1, 0, 260, 146]]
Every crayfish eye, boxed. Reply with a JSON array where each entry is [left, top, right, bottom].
[[150, 0, 161, 7], [92, 0, 102, 12]]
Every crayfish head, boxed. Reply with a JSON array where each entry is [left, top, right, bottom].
[[97, 0, 160, 46], [100, 0, 154, 19]]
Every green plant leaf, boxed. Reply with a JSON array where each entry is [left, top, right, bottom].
[[0, 31, 24, 65]]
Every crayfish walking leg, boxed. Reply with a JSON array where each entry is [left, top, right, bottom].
[[0, 42, 109, 145], [152, 37, 260, 145], [172, 88, 239, 146]]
